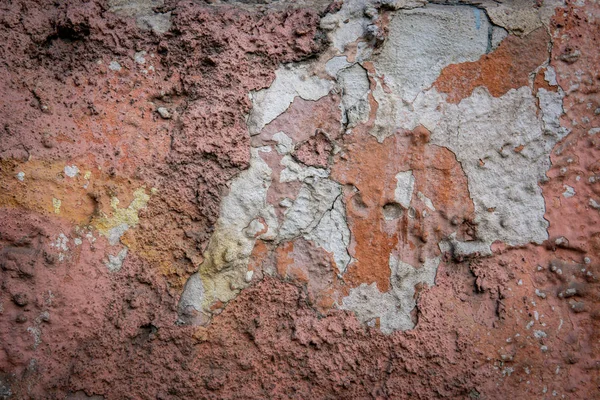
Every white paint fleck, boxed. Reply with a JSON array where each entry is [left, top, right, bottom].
[[108, 61, 122, 71], [157, 107, 171, 119], [105, 247, 128, 272], [134, 51, 147, 65], [563, 185, 575, 198], [534, 330, 547, 339], [64, 165, 79, 178], [27, 326, 41, 348], [16, 171, 25, 181], [526, 320, 535, 330]]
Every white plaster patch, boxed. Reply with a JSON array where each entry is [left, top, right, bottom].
[[417, 191, 436, 211], [341, 255, 440, 334], [305, 194, 352, 273], [375, 5, 491, 104], [179, 148, 276, 316], [394, 170, 415, 208], [279, 178, 341, 240], [338, 63, 371, 128], [325, 56, 351, 78], [16, 171, 25, 181], [272, 131, 294, 155], [247, 63, 333, 135], [544, 66, 558, 86], [383, 87, 562, 251], [279, 155, 329, 183], [319, 0, 369, 52], [107, 223, 129, 246]]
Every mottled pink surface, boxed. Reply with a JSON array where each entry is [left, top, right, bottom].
[[0, 0, 599, 399]]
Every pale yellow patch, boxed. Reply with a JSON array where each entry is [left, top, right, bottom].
[[52, 198, 61, 214], [92, 187, 151, 242]]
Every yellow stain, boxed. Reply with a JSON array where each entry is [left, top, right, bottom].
[[52, 198, 61, 214], [92, 187, 151, 241]]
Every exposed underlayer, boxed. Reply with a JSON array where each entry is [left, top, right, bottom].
[[0, 0, 599, 399]]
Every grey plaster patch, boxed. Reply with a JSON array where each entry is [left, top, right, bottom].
[[305, 194, 352, 273], [374, 5, 491, 103], [272, 131, 294, 155], [338, 63, 371, 128], [179, 148, 276, 316], [279, 155, 329, 183], [341, 255, 440, 334], [483, 2, 543, 36], [248, 63, 333, 135], [491, 25, 509, 50], [177, 272, 208, 325], [108, 0, 171, 34], [544, 66, 558, 86], [394, 170, 415, 208], [279, 178, 341, 240], [537, 88, 569, 138], [429, 87, 556, 248], [136, 13, 171, 34], [325, 56, 351, 78], [104, 247, 128, 272]]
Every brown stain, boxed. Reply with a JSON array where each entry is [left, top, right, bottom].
[[434, 28, 550, 103]]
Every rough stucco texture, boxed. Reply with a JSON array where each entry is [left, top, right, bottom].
[[0, 0, 599, 399]]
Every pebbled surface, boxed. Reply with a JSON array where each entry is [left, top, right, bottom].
[[0, 0, 599, 399]]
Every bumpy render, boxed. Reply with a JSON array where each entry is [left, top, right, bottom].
[[0, 0, 599, 398]]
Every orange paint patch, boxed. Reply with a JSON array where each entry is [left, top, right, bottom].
[[332, 126, 475, 291], [434, 28, 550, 103]]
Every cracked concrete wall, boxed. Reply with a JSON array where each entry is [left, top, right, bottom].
[[1, 0, 599, 398]]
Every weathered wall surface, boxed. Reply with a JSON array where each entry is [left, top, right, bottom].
[[0, 0, 598, 398]]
